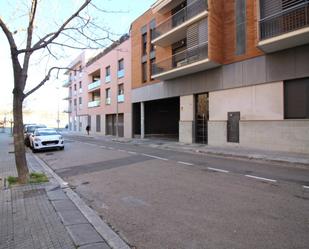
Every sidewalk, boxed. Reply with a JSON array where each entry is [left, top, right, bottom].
[[0, 132, 127, 249], [65, 131, 309, 166]]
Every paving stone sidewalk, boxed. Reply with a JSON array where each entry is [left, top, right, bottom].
[[0, 131, 111, 249]]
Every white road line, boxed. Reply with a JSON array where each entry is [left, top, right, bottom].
[[142, 154, 168, 161], [100, 146, 106, 149], [303, 185, 309, 189], [127, 151, 137, 155], [245, 175, 277, 183], [207, 167, 229, 173], [108, 147, 114, 150], [177, 161, 194, 166], [117, 149, 126, 153], [84, 142, 96, 146]]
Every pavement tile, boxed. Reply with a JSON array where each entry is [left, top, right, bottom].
[[47, 189, 68, 201], [57, 209, 89, 225], [51, 199, 78, 211], [66, 223, 104, 246]]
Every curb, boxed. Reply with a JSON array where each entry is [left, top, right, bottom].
[[32, 154, 131, 249]]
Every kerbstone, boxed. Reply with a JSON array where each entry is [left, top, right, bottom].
[[79, 242, 111, 249], [47, 189, 68, 201], [52, 199, 78, 211]]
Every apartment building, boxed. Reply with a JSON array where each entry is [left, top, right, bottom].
[[63, 34, 132, 138], [131, 0, 309, 153]]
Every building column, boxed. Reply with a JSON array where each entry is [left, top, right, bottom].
[[141, 102, 145, 139], [179, 95, 194, 143]]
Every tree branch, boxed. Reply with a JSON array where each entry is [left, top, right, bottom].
[[17, 0, 92, 54]]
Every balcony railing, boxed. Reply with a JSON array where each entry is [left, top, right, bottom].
[[105, 97, 111, 105], [88, 100, 100, 108], [88, 80, 101, 91], [153, 0, 208, 39], [105, 75, 111, 83], [117, 94, 124, 103], [117, 69, 125, 78], [260, 2, 309, 40], [152, 42, 208, 76], [62, 79, 72, 87]]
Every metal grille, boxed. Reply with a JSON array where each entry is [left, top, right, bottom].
[[153, 0, 208, 39], [260, 1, 309, 40]]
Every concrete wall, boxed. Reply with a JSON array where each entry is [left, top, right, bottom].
[[209, 82, 284, 121], [208, 120, 309, 154], [132, 44, 309, 103]]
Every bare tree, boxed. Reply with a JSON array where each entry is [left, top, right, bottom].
[[0, 0, 113, 183]]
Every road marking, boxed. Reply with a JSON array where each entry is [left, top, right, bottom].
[[84, 142, 96, 146], [245, 175, 277, 183], [108, 147, 114, 150], [100, 146, 106, 149], [303, 185, 309, 189], [207, 167, 229, 173], [118, 149, 126, 153], [142, 154, 168, 161], [177, 161, 194, 166], [127, 151, 137, 155]]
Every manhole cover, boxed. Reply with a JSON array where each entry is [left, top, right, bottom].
[[23, 188, 46, 199]]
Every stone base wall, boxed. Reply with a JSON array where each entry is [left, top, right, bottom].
[[208, 120, 309, 154]]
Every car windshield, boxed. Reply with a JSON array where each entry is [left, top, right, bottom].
[[27, 125, 46, 133], [35, 130, 58, 136]]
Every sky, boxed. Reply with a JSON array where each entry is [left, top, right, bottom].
[[0, 0, 154, 118]]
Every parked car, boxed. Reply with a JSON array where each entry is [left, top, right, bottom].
[[29, 128, 64, 152], [24, 124, 47, 146]]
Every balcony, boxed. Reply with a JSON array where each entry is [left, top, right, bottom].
[[63, 94, 72, 100], [62, 79, 72, 88], [152, 42, 220, 80], [152, 0, 208, 47], [105, 97, 111, 105], [152, 0, 184, 14], [259, 2, 309, 53], [117, 94, 124, 103], [88, 80, 101, 91], [105, 75, 111, 83], [117, 69, 125, 78], [88, 100, 100, 108], [64, 108, 72, 113]]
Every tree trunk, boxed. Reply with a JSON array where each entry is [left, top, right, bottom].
[[13, 88, 29, 184]]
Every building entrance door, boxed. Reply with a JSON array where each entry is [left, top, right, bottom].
[[195, 93, 208, 144], [227, 112, 240, 143]]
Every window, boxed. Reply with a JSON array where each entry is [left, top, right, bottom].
[[142, 33, 147, 55], [235, 0, 246, 55], [79, 82, 82, 88], [150, 19, 156, 52], [106, 66, 110, 76], [105, 66, 111, 83], [74, 84, 77, 90], [74, 99, 77, 106], [150, 58, 156, 79], [118, 59, 125, 78], [142, 62, 147, 83], [79, 97, 82, 105], [118, 59, 124, 71], [118, 84, 124, 95], [105, 88, 111, 105], [284, 78, 309, 119]]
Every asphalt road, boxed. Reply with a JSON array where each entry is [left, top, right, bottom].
[[36, 134, 309, 249]]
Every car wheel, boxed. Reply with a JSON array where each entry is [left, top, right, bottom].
[[59, 147, 64, 151], [32, 147, 37, 153]]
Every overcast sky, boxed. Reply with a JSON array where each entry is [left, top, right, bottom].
[[0, 0, 154, 113]]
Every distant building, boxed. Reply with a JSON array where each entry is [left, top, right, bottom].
[[63, 34, 132, 138], [130, 0, 309, 153]]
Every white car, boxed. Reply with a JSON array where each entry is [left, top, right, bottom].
[[30, 128, 64, 152]]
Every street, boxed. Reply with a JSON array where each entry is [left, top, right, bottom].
[[36, 134, 309, 249]]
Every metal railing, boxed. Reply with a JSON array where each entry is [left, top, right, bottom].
[[88, 80, 101, 91], [152, 42, 208, 76], [153, 0, 208, 40], [88, 100, 100, 108], [260, 2, 309, 40]]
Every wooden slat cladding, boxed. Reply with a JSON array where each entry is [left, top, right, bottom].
[[208, 0, 224, 63], [131, 9, 171, 89], [222, 0, 263, 64]]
